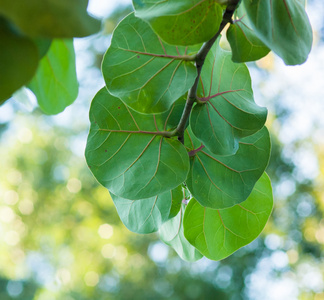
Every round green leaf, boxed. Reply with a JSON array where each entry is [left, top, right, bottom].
[[102, 13, 198, 114], [227, 4, 270, 63], [85, 88, 190, 200], [243, 0, 313, 65], [28, 39, 79, 115], [160, 204, 203, 262], [0, 0, 101, 38], [184, 173, 273, 261], [185, 126, 271, 209], [191, 41, 267, 155], [111, 186, 182, 234], [0, 17, 38, 104], [133, 0, 223, 46]]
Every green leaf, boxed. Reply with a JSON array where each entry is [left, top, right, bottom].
[[0, 17, 38, 104], [160, 204, 203, 262], [226, 4, 270, 63], [85, 88, 190, 200], [0, 0, 101, 38], [111, 186, 182, 234], [28, 39, 79, 115], [168, 186, 183, 219], [33, 38, 52, 59], [102, 13, 198, 114], [243, 0, 312, 65], [133, 0, 223, 46], [191, 41, 267, 155], [184, 173, 273, 261], [185, 126, 270, 209]]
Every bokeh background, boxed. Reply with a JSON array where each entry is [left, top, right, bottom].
[[1, 1, 324, 299]]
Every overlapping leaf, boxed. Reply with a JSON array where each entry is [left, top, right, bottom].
[[28, 39, 79, 115], [102, 13, 198, 114], [227, 4, 270, 62], [184, 173, 273, 261], [185, 126, 270, 209], [0, 0, 101, 38], [111, 186, 182, 234], [160, 204, 203, 262], [243, 0, 312, 65], [191, 41, 267, 155], [85, 88, 189, 200], [0, 17, 38, 104], [133, 0, 223, 46]]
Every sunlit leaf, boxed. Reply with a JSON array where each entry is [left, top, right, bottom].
[[168, 186, 184, 219], [85, 88, 190, 200], [102, 13, 198, 114], [28, 39, 79, 115], [184, 173, 273, 261], [133, 0, 223, 46], [243, 0, 312, 65], [191, 41, 267, 155], [111, 186, 182, 234], [160, 204, 203, 262], [227, 4, 270, 62], [185, 126, 270, 209], [0, 0, 101, 38], [0, 17, 38, 104]]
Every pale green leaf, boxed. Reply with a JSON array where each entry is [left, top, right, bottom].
[[102, 13, 198, 114], [185, 126, 270, 209], [28, 39, 79, 115], [160, 204, 203, 262], [0, 17, 38, 104], [227, 4, 270, 62], [85, 88, 190, 200], [133, 0, 223, 46], [111, 186, 182, 234], [243, 0, 312, 65], [191, 41, 267, 155], [184, 173, 273, 261], [0, 0, 101, 38]]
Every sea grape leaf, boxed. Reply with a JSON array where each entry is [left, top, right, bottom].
[[226, 3, 270, 62], [243, 0, 312, 65], [168, 186, 183, 219], [85, 88, 190, 200], [0, 17, 38, 104], [111, 186, 182, 234], [28, 39, 79, 115], [185, 126, 270, 209], [184, 173, 273, 261], [102, 13, 198, 114], [0, 0, 101, 38], [191, 41, 267, 155], [160, 204, 203, 262], [133, 0, 223, 46]]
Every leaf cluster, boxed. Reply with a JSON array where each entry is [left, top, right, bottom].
[[0, 0, 101, 113], [85, 0, 313, 261]]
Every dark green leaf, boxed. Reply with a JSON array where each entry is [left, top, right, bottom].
[[0, 17, 38, 104], [185, 126, 270, 209], [85, 88, 190, 200], [133, 0, 223, 46], [191, 41, 267, 155], [28, 39, 79, 115], [102, 13, 198, 114], [243, 0, 312, 65], [33, 38, 52, 59], [227, 4, 270, 62], [0, 0, 101, 38], [184, 173, 273, 261], [160, 204, 203, 262], [111, 186, 182, 234]]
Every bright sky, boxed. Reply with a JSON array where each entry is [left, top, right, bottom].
[[88, 0, 132, 18]]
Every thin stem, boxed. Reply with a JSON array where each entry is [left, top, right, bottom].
[[173, 0, 240, 144]]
